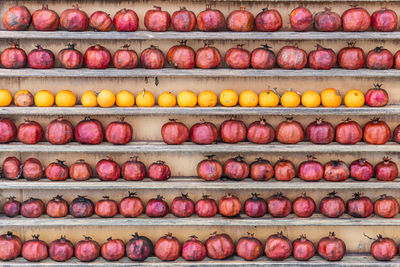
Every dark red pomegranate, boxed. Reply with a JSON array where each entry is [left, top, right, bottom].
[[121, 156, 146, 181], [113, 45, 138, 69], [250, 157, 274, 181], [167, 41, 195, 69], [1, 43, 27, 69], [319, 192, 345, 218], [0, 118, 16, 143], [17, 120, 43, 144], [317, 232, 346, 261], [225, 44, 251, 69], [244, 193, 267, 218], [46, 195, 68, 218], [255, 8, 282, 32], [236, 233, 263, 261], [247, 119, 275, 144], [267, 192, 291, 217], [96, 158, 121, 181], [89, 11, 112, 32], [154, 233, 180, 261], [371, 9, 398, 32], [196, 43, 222, 69], [374, 194, 399, 218], [171, 193, 195, 217], [308, 45, 337, 70], [276, 118, 304, 144], [342, 7, 371, 32], [146, 195, 169, 217], [223, 155, 249, 180], [140, 45, 165, 69], [22, 235, 48, 262], [366, 47, 393, 70], [119, 192, 144, 218], [32, 5, 59, 31], [74, 117, 104, 145], [126, 233, 153, 261], [350, 158, 374, 181], [298, 156, 324, 181], [69, 195, 94, 218], [314, 8, 341, 32], [218, 193, 242, 217], [365, 83, 389, 107], [101, 237, 125, 261], [84, 45, 111, 69], [335, 118, 363, 144], [60, 5, 89, 31], [95, 196, 118, 218], [265, 232, 292, 260], [274, 158, 296, 181], [197, 155, 223, 181], [46, 118, 73, 145], [251, 44, 276, 69], [113, 9, 139, 32], [220, 118, 247, 143], [292, 235, 315, 261], [28, 45, 55, 69], [75, 236, 100, 262], [21, 197, 45, 218], [148, 161, 171, 181], [144, 6, 171, 32], [347, 192, 373, 218], [182, 236, 206, 261], [395, 51, 400, 69], [195, 194, 218, 217], [172, 7, 196, 32], [22, 158, 43, 181], [2, 6, 31, 31], [292, 193, 316, 217], [3, 196, 21, 217], [306, 118, 334, 144], [337, 43, 365, 70], [2, 156, 21, 180], [227, 6, 254, 32], [190, 121, 218, 145], [363, 118, 391, 144], [105, 119, 133, 145], [369, 234, 397, 261], [375, 157, 398, 181], [0, 231, 22, 260], [49, 236, 74, 262], [197, 5, 225, 31], [324, 160, 349, 182], [58, 43, 83, 69], [69, 159, 92, 181], [394, 124, 400, 143], [205, 232, 234, 259], [289, 7, 313, 31]]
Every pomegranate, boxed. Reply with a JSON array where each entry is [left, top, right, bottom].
[[21, 197, 45, 218], [365, 83, 389, 107], [0, 43, 27, 69], [119, 192, 144, 218], [17, 120, 43, 144], [255, 8, 282, 32], [218, 193, 242, 217], [58, 43, 83, 69], [3, 196, 21, 217], [306, 118, 334, 144], [314, 8, 341, 32], [101, 237, 125, 261], [0, 231, 22, 260], [236, 233, 263, 260], [95, 196, 118, 218], [167, 40, 196, 69], [32, 5, 59, 31], [220, 118, 247, 143], [342, 7, 371, 32], [144, 6, 171, 32], [197, 156, 222, 181], [337, 43, 365, 70], [171, 193, 195, 217], [74, 117, 104, 145], [113, 45, 138, 69], [319, 192, 345, 218], [14, 91, 33, 107], [172, 7, 196, 32], [350, 158, 374, 181], [197, 5, 225, 31], [22, 158, 43, 180], [244, 193, 267, 217], [250, 157, 274, 181], [395, 51, 400, 69], [96, 158, 121, 181], [190, 121, 218, 145], [113, 9, 139, 32], [251, 44, 276, 69], [155, 233, 180, 261], [105, 119, 133, 145], [292, 235, 315, 261], [317, 232, 346, 261], [126, 233, 153, 261], [140, 45, 165, 69], [292, 193, 316, 217], [264, 232, 292, 260], [267, 192, 291, 217], [223, 155, 249, 180], [89, 11, 112, 32], [290, 7, 313, 31], [69, 195, 94, 218], [75, 236, 100, 262], [46, 195, 68, 218], [49, 236, 74, 262], [372, 9, 398, 32], [274, 158, 296, 181], [28, 45, 55, 69], [298, 156, 324, 181], [363, 118, 391, 144], [182, 236, 206, 261], [247, 119, 275, 144], [205, 232, 234, 259], [335, 118, 363, 144], [148, 161, 171, 181], [146, 195, 169, 217], [60, 5, 89, 31], [375, 157, 398, 181], [227, 6, 254, 32], [69, 159, 92, 181], [324, 160, 349, 182], [0, 118, 16, 143], [46, 118, 73, 145], [84, 45, 111, 69], [347, 192, 373, 218], [2, 6, 31, 31], [276, 118, 304, 144], [308, 45, 337, 70], [195, 194, 218, 217], [225, 44, 251, 69], [121, 156, 146, 181], [196, 43, 222, 69], [21, 235, 48, 262], [2, 156, 22, 180], [368, 234, 397, 261], [374, 194, 399, 218], [366, 47, 393, 70], [394, 125, 400, 143]]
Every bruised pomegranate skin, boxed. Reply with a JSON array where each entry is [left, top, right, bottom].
[[172, 7, 196, 32], [292, 235, 315, 261], [236, 233, 263, 261], [255, 8, 282, 32], [289, 7, 313, 31], [267, 193, 292, 217], [69, 196, 94, 218], [105, 120, 133, 145], [1, 43, 27, 69], [306, 118, 335, 144], [225, 44, 251, 69], [17, 121, 43, 144], [195, 195, 218, 217], [264, 232, 292, 260], [292, 193, 316, 217], [3, 196, 21, 217], [21, 235, 48, 262], [250, 157, 274, 181], [308, 45, 337, 70], [74, 236, 100, 262], [45, 160, 69, 181], [335, 119, 363, 144], [337, 44, 365, 70], [2, 157, 22, 180], [126, 233, 153, 261], [2, 6, 31, 31], [89, 11, 112, 32], [276, 118, 304, 144], [374, 194, 400, 218], [167, 41, 196, 69], [317, 232, 346, 261], [342, 7, 371, 32], [370, 235, 397, 261], [371, 9, 398, 32], [146, 195, 169, 217], [148, 161, 171, 181], [49, 236, 74, 262], [74, 118, 104, 145], [0, 118, 17, 143], [220, 118, 247, 143], [244, 193, 267, 218], [190, 121, 218, 145], [350, 159, 374, 181], [223, 155, 249, 180], [319, 192, 345, 218], [366, 47, 393, 70], [28, 45, 55, 69], [0, 231, 22, 260], [22, 158, 43, 181], [84, 45, 111, 69], [363, 119, 391, 145], [46, 118, 74, 145], [205, 233, 234, 259], [60, 6, 89, 31], [113, 9, 139, 32], [247, 119, 275, 144], [170, 193, 195, 217], [218, 193, 242, 217], [226, 6, 254, 32], [314, 9, 341, 32], [113, 45, 138, 69], [324, 160, 349, 182], [119, 192, 144, 218], [121, 157, 146, 181], [197, 5, 226, 32], [144, 6, 171, 32], [274, 158, 296, 181], [140, 45, 165, 69], [46, 195, 68, 218], [95, 158, 121, 181], [298, 156, 324, 181], [346, 193, 373, 218], [251, 45, 276, 69], [101, 237, 125, 261], [182, 236, 207, 261], [277, 46, 307, 69], [154, 233, 180, 261], [57, 44, 83, 69], [69, 159, 92, 181], [197, 155, 223, 181], [21, 197, 45, 218], [365, 84, 389, 107], [196, 43, 222, 69], [32, 5, 59, 31], [375, 157, 398, 181], [95, 196, 118, 218]]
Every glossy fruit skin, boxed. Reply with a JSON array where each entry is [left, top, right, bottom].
[[289, 7, 313, 31], [255, 8, 282, 32], [46, 118, 73, 145], [227, 7, 254, 32], [113, 45, 138, 69], [277, 46, 307, 69], [251, 45, 276, 69], [21, 235, 48, 262], [205, 233, 234, 259], [28, 45, 55, 69], [190, 122, 218, 145], [374, 194, 400, 218], [314, 9, 341, 31], [236, 233, 263, 261], [144, 6, 171, 32], [171, 193, 195, 217], [363, 119, 391, 145], [370, 235, 397, 261], [0, 118, 17, 143], [375, 157, 398, 181], [308, 45, 337, 70], [167, 41, 196, 69], [122, 157, 146, 181], [218, 193, 242, 217], [225, 44, 251, 69], [335, 119, 363, 144], [74, 236, 100, 262], [371, 9, 398, 32], [146, 195, 169, 217], [22, 158, 43, 181], [276, 118, 304, 144], [267, 193, 291, 217], [306, 118, 334, 144], [265, 232, 292, 260], [155, 233, 180, 261], [197, 156, 223, 181], [101, 237, 125, 261], [2, 6, 31, 31], [220, 118, 247, 143], [46, 195, 68, 218], [298, 156, 323, 182], [244, 193, 267, 217], [17, 121, 43, 144], [0, 232, 22, 260], [95, 196, 118, 218], [274, 158, 296, 181], [250, 158, 274, 181], [126, 233, 154, 261], [74, 118, 104, 145], [182, 236, 207, 261], [148, 161, 171, 181], [84, 45, 111, 69], [292, 193, 316, 217], [21, 197, 45, 218], [89, 11, 112, 32], [195, 195, 218, 217], [1, 43, 27, 69], [3, 196, 21, 217], [365, 84, 389, 107], [247, 119, 275, 144], [319, 192, 345, 218], [140, 46, 165, 69], [113, 9, 139, 32], [347, 193, 373, 218], [60, 6, 89, 31], [324, 160, 349, 182], [69, 196, 94, 218], [349, 159, 374, 181], [172, 7, 196, 31], [292, 235, 315, 261], [49, 236, 74, 262], [96, 158, 121, 181], [366, 47, 393, 70], [105, 120, 133, 145], [197, 6, 225, 31], [2, 157, 21, 180], [337, 45, 365, 70], [32, 5, 59, 31], [196, 44, 222, 69], [317, 232, 346, 261], [223, 155, 249, 180], [69, 160, 92, 181], [58, 43, 83, 69], [342, 7, 371, 32], [119, 192, 144, 218]]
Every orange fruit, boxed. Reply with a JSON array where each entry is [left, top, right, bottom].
[[0, 89, 12, 107], [116, 90, 135, 107], [55, 90, 76, 107], [97, 89, 116, 108], [239, 90, 258, 107], [281, 91, 301, 107], [321, 88, 341, 107], [81, 91, 98, 107], [198, 91, 217, 107], [158, 92, 176, 107], [177, 90, 197, 107], [344, 89, 365, 107], [34, 90, 54, 107], [14, 90, 34, 107], [259, 90, 279, 107], [301, 91, 321, 107], [136, 89, 155, 107], [219, 89, 238, 107]]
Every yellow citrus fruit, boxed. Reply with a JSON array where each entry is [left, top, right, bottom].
[[344, 89, 365, 107], [34, 90, 54, 107], [158, 92, 176, 107], [116, 90, 135, 107], [239, 90, 259, 107], [136, 89, 155, 107], [0, 89, 12, 107], [259, 90, 280, 107], [198, 91, 217, 107], [55, 90, 76, 107], [97, 89, 116, 108], [219, 89, 238, 107], [14, 90, 34, 107], [81, 91, 98, 107], [177, 90, 197, 107], [281, 91, 301, 107], [321, 88, 341, 107], [301, 91, 321, 107]]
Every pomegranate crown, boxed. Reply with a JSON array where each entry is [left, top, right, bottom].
[[275, 192, 284, 198], [251, 192, 260, 199], [129, 155, 139, 161], [102, 195, 110, 200], [261, 44, 272, 50], [53, 194, 64, 200], [180, 193, 189, 198], [210, 231, 218, 236], [83, 235, 92, 240], [206, 154, 216, 159], [107, 236, 113, 241], [7, 196, 16, 201], [300, 234, 307, 240], [347, 41, 356, 47], [164, 232, 173, 238], [9, 41, 20, 48], [66, 43, 76, 49], [156, 194, 164, 200], [178, 40, 187, 46], [234, 154, 245, 162], [247, 232, 255, 238], [202, 194, 211, 199], [374, 46, 384, 52], [154, 160, 166, 165], [56, 159, 66, 165], [328, 191, 337, 197], [383, 156, 392, 162], [132, 232, 140, 238], [77, 195, 89, 201], [35, 44, 43, 50], [60, 235, 67, 240], [328, 232, 336, 237], [352, 192, 362, 198], [127, 191, 137, 197], [373, 83, 383, 89], [121, 44, 131, 49], [255, 157, 268, 162], [307, 155, 316, 160], [189, 235, 198, 239], [6, 231, 14, 236], [300, 192, 308, 197], [32, 234, 40, 240]]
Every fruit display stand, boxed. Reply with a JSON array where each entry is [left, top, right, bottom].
[[1, 0, 400, 266]]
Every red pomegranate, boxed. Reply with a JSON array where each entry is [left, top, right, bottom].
[[227, 6, 254, 32], [95, 196, 118, 218], [292, 193, 316, 217], [45, 160, 69, 181], [324, 160, 349, 182], [3, 196, 21, 217], [195, 43, 222, 69], [96, 158, 121, 181], [182, 236, 206, 261], [371, 9, 398, 32], [247, 119, 275, 144], [17, 120, 43, 144], [197, 5, 225, 31], [105, 119, 133, 145], [75, 236, 100, 262], [171, 193, 195, 217], [101, 237, 125, 261], [314, 8, 341, 31], [195, 195, 218, 217], [21, 197, 45, 218], [167, 41, 196, 69], [375, 157, 398, 181], [2, 157, 22, 180], [317, 232, 346, 261], [223, 155, 249, 180], [21, 235, 48, 262], [2, 6, 31, 31], [218, 193, 242, 217], [190, 121, 218, 145], [220, 118, 247, 143], [274, 158, 296, 181], [366, 47, 393, 70], [146, 195, 169, 217], [172, 7, 196, 32], [347, 193, 373, 218], [140, 45, 165, 69], [22, 158, 43, 181], [276, 118, 304, 144], [69, 159, 92, 181], [363, 118, 391, 144], [197, 155, 223, 181], [126, 233, 153, 261], [69, 195, 94, 218], [113, 45, 138, 69], [74, 117, 104, 145], [205, 233, 234, 259], [350, 158, 374, 181], [49, 236, 74, 262], [113, 9, 139, 32], [394, 125, 400, 143], [148, 161, 171, 181], [255, 8, 282, 32], [154, 233, 180, 261], [374, 194, 399, 218], [58, 43, 83, 69], [337, 43, 365, 70], [250, 157, 274, 181], [0, 231, 22, 260], [32, 5, 59, 31], [298, 156, 324, 181], [236, 233, 263, 261], [144, 6, 171, 32], [0, 118, 16, 143], [265, 232, 292, 260], [84, 45, 111, 69], [342, 7, 371, 31], [89, 11, 112, 32], [244, 193, 267, 217], [119, 192, 144, 218], [277, 45, 307, 69], [46, 195, 68, 218], [289, 7, 313, 31], [365, 83, 389, 107], [251, 44, 276, 69], [121, 156, 146, 181], [60, 5, 89, 31], [319, 192, 345, 218], [225, 44, 251, 69], [28, 45, 55, 69], [267, 192, 291, 217], [306, 118, 335, 144], [308, 45, 337, 70], [1, 43, 27, 69], [395, 51, 400, 69], [45, 118, 73, 145], [335, 118, 363, 144], [292, 235, 315, 261], [369, 234, 397, 261]]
